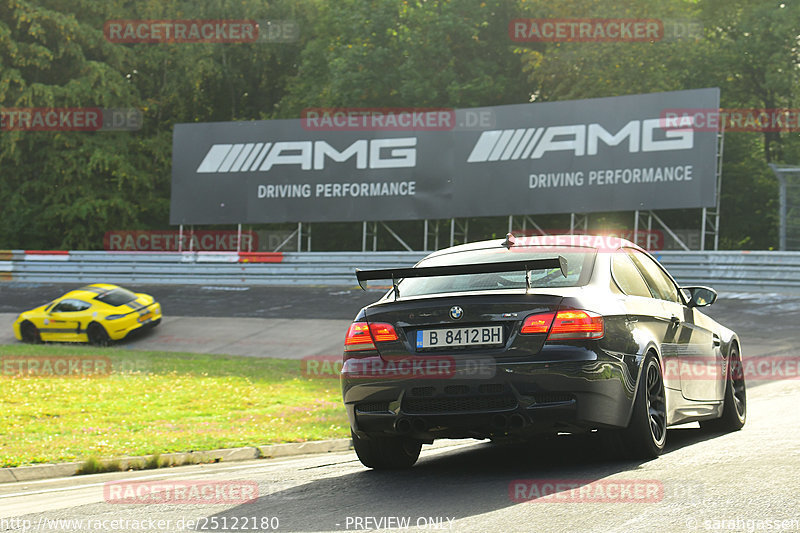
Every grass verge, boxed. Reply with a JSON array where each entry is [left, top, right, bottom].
[[0, 343, 348, 467]]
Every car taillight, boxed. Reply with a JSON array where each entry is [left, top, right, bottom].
[[549, 310, 604, 340], [521, 309, 604, 340], [369, 322, 398, 342], [344, 322, 398, 351], [521, 312, 555, 334], [345, 323, 374, 351]]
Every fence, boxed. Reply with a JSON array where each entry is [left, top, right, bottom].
[[0, 250, 426, 286], [1, 250, 799, 290]]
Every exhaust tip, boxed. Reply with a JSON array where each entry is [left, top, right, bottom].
[[510, 414, 526, 428], [394, 418, 412, 434]]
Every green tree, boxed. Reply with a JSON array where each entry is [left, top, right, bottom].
[[279, 0, 531, 112], [0, 0, 305, 249]]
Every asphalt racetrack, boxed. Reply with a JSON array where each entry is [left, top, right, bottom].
[[0, 283, 383, 359], [0, 282, 797, 363], [1, 283, 800, 532], [2, 377, 800, 533]]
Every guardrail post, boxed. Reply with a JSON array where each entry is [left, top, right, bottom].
[[297, 222, 302, 252]]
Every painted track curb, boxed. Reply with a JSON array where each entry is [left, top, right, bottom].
[[0, 438, 353, 483]]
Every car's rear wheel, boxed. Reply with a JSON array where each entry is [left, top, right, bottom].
[[351, 430, 422, 469], [617, 353, 667, 459], [87, 323, 110, 347], [20, 321, 42, 344], [701, 345, 746, 432]]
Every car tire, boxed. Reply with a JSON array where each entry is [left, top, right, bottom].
[[20, 321, 42, 344], [351, 430, 422, 469], [87, 323, 110, 347], [700, 345, 746, 432], [618, 353, 668, 459]]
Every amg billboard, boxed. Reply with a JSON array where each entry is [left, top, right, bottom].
[[169, 88, 719, 224]]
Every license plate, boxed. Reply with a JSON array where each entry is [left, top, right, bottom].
[[416, 326, 503, 349], [138, 313, 152, 323]]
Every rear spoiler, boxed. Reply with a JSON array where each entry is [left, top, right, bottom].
[[355, 256, 567, 296]]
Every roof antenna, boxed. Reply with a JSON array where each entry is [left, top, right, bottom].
[[502, 232, 516, 249]]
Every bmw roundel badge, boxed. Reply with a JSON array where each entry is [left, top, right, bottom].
[[449, 306, 463, 320]]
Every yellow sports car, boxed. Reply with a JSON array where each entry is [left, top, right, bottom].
[[13, 283, 162, 345]]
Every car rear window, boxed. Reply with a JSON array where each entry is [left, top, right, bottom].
[[95, 288, 138, 306], [397, 246, 596, 297]]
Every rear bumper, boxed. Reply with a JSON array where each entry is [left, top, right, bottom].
[[342, 345, 640, 440], [108, 304, 162, 340]]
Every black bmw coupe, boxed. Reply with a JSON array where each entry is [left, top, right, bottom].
[[342, 234, 746, 469]]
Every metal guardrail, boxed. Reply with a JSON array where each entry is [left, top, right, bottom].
[[1, 250, 799, 289], [655, 251, 800, 289], [0, 251, 428, 286]]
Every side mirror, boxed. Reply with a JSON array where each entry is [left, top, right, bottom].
[[682, 286, 717, 308]]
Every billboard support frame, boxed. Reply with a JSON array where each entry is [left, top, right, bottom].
[[298, 222, 312, 252], [381, 222, 413, 252], [570, 213, 589, 234], [636, 210, 691, 251], [362, 221, 416, 251], [701, 125, 725, 251], [423, 220, 448, 251], [633, 211, 653, 249], [362, 222, 376, 251], [507, 215, 547, 236], [271, 223, 307, 252], [769, 164, 800, 251], [450, 219, 469, 247]]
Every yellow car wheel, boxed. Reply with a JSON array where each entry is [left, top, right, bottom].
[[87, 323, 110, 347], [20, 321, 42, 344]]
